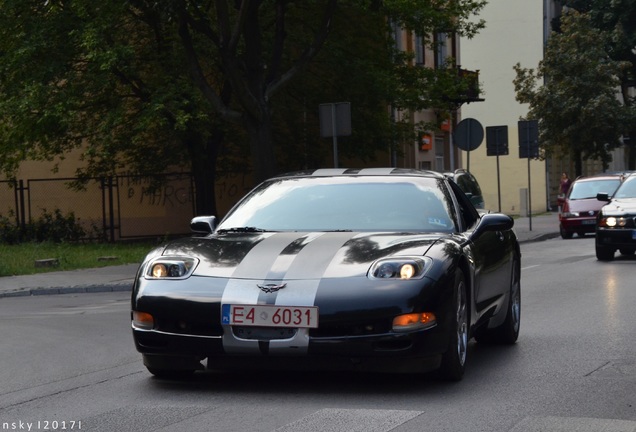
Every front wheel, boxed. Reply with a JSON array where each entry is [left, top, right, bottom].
[[147, 367, 195, 380], [440, 270, 468, 381], [596, 244, 615, 261], [560, 225, 573, 239], [142, 354, 201, 380]]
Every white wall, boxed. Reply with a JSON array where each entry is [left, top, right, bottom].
[[460, 0, 548, 215]]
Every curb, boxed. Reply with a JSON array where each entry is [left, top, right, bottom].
[[0, 283, 132, 299], [517, 232, 561, 244]]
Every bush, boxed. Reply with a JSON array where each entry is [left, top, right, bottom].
[[0, 209, 87, 244], [0, 211, 21, 244]]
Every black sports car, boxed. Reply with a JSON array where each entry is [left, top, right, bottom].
[[131, 168, 521, 381], [595, 173, 636, 261]]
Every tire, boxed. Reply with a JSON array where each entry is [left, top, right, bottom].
[[142, 354, 201, 379], [596, 244, 615, 261], [475, 259, 520, 345], [440, 270, 468, 381], [147, 367, 195, 380], [560, 225, 573, 239]]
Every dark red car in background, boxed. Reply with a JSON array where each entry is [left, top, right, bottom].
[[558, 174, 623, 239]]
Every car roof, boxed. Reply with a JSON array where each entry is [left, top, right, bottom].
[[273, 168, 446, 180], [573, 173, 625, 182]]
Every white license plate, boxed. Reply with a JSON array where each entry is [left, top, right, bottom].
[[222, 304, 319, 328]]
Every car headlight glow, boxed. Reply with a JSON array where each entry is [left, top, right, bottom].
[[369, 257, 430, 280], [562, 211, 579, 217], [145, 257, 198, 279], [599, 216, 627, 228]]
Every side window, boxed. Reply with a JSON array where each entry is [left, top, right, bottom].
[[447, 180, 479, 230]]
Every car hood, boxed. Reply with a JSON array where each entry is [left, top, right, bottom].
[[160, 231, 442, 279], [601, 198, 636, 215], [565, 197, 606, 213]]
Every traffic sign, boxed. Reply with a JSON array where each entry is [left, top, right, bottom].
[[454, 118, 484, 152]]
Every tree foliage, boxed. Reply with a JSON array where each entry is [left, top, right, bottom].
[[561, 0, 636, 168], [513, 10, 630, 175], [0, 0, 486, 214]]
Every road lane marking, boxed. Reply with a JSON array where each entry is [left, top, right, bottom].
[[521, 265, 540, 270]]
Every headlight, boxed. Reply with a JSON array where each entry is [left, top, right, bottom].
[[561, 211, 579, 217], [598, 216, 626, 228], [145, 257, 198, 279], [368, 257, 430, 280]]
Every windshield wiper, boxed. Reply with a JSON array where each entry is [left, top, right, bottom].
[[216, 227, 268, 234]]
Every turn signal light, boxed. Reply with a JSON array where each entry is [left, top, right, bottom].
[[393, 312, 437, 332], [132, 311, 155, 330]]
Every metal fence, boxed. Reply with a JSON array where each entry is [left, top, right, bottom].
[[0, 174, 197, 242]]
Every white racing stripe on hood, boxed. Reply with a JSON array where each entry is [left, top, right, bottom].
[[222, 232, 354, 355]]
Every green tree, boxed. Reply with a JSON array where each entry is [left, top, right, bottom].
[[0, 0, 486, 215], [561, 0, 636, 169], [513, 10, 630, 176]]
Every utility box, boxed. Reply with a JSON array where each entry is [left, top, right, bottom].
[[519, 188, 528, 217]]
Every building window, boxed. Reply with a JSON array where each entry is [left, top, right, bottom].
[[415, 35, 424, 65], [393, 22, 403, 51], [419, 161, 432, 170], [435, 32, 448, 68], [435, 136, 445, 171]]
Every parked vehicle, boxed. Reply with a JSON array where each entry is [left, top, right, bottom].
[[443, 169, 485, 209], [595, 173, 636, 260], [558, 174, 623, 239]]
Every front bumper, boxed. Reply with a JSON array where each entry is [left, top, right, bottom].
[[133, 323, 448, 374], [559, 216, 597, 233], [596, 227, 636, 249]]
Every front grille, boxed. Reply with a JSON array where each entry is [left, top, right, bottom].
[[232, 326, 298, 340]]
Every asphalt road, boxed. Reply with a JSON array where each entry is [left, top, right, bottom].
[[0, 236, 635, 432]]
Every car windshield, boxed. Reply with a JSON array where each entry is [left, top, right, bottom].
[[218, 176, 457, 232], [568, 179, 621, 200], [613, 176, 636, 199]]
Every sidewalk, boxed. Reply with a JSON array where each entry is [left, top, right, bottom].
[[0, 213, 561, 298]]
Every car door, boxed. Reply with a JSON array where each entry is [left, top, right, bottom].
[[447, 181, 513, 314]]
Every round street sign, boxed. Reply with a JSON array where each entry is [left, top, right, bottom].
[[454, 118, 484, 151]]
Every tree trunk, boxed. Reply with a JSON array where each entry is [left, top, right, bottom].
[[574, 149, 583, 178], [245, 107, 278, 184], [628, 131, 636, 170], [188, 131, 222, 216]]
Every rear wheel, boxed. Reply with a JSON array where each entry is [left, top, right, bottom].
[[440, 270, 468, 381], [475, 259, 520, 345]]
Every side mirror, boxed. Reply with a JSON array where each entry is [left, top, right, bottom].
[[472, 213, 514, 239], [596, 192, 611, 202], [190, 216, 217, 234]]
